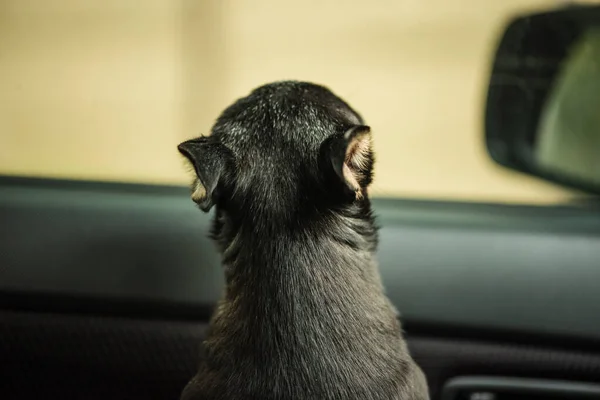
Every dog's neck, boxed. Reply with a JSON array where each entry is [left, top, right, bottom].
[[219, 208, 387, 318]]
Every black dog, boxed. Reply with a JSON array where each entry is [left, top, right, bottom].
[[178, 81, 429, 400]]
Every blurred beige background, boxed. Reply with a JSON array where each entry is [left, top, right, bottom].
[[1, 0, 595, 203]]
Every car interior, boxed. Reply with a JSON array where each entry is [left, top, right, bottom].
[[2, 2, 600, 400]]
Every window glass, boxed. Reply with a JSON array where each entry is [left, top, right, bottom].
[[0, 0, 581, 204]]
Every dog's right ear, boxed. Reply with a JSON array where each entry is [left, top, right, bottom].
[[177, 136, 230, 212], [320, 125, 374, 200]]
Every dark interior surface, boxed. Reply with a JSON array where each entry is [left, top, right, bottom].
[[2, 175, 600, 399]]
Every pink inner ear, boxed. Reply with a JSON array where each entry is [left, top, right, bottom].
[[342, 163, 361, 192], [343, 131, 371, 196]]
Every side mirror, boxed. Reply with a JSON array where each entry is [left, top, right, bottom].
[[484, 4, 600, 195]]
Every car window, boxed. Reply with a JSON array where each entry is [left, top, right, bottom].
[[0, 0, 584, 204]]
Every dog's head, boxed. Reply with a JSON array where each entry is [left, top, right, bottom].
[[178, 81, 374, 231]]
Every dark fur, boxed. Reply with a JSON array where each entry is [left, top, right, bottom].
[[178, 81, 429, 400]]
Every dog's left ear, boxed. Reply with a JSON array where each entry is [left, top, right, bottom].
[[322, 125, 374, 199], [177, 136, 230, 212]]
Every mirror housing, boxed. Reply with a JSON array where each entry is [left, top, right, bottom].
[[484, 4, 600, 195]]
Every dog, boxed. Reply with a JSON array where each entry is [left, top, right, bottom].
[[178, 81, 429, 400]]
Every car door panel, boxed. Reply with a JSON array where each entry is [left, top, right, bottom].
[[1, 176, 600, 399]]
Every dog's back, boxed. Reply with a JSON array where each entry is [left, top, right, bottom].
[[178, 81, 429, 400]]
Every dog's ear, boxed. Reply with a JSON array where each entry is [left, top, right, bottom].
[[177, 136, 230, 212], [322, 125, 374, 199]]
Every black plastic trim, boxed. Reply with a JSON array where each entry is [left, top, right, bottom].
[[441, 376, 600, 399], [2, 176, 600, 344]]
